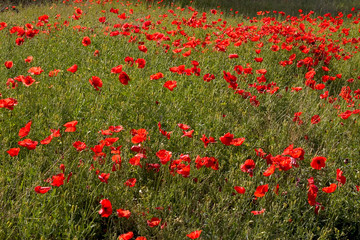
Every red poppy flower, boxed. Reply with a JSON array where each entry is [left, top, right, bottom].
[[229, 54, 238, 59], [0, 98, 18, 110], [119, 72, 130, 85], [182, 49, 191, 57], [91, 144, 106, 160], [14, 75, 24, 82], [168, 65, 182, 74], [135, 237, 147, 240], [18, 138, 38, 150], [336, 169, 346, 185], [177, 123, 190, 130], [124, 56, 134, 66], [339, 110, 353, 120], [322, 183, 337, 193], [271, 45, 279, 51], [195, 156, 219, 170], [219, 132, 234, 145], [50, 129, 61, 138], [308, 177, 318, 206], [256, 69, 267, 75], [89, 76, 103, 91], [99, 17, 106, 23], [0, 22, 7, 31], [187, 230, 202, 239], [98, 173, 110, 184], [200, 134, 216, 148], [142, 20, 151, 29], [158, 122, 172, 139], [64, 120, 78, 132], [315, 84, 325, 90], [203, 73, 215, 82], [310, 156, 327, 170], [99, 129, 112, 136], [254, 148, 266, 158], [67, 64, 78, 73], [117, 209, 131, 219], [22, 76, 36, 87], [40, 135, 53, 145], [291, 87, 302, 92], [274, 184, 279, 195], [130, 144, 144, 154], [28, 66, 44, 75], [156, 149, 172, 165], [305, 69, 316, 80], [254, 184, 268, 197], [25, 56, 33, 63], [147, 217, 161, 227], [192, 66, 201, 77], [311, 115, 321, 124], [111, 145, 123, 155], [177, 164, 190, 178], [109, 125, 124, 132], [48, 69, 61, 77], [291, 147, 305, 160], [182, 130, 194, 138], [111, 65, 123, 74], [6, 78, 17, 89], [251, 208, 265, 215], [38, 15, 49, 22], [263, 164, 276, 177], [73, 141, 86, 151], [7, 148, 20, 156], [99, 199, 112, 217], [82, 36, 91, 46], [131, 128, 148, 144], [118, 232, 133, 240], [111, 155, 122, 166], [124, 178, 136, 187], [129, 156, 142, 168], [163, 80, 177, 91], [15, 37, 24, 45], [135, 58, 146, 68], [51, 173, 65, 187], [150, 72, 164, 80], [4, 61, 13, 69], [19, 120, 32, 138], [234, 186, 246, 194], [100, 137, 119, 146], [59, 164, 65, 173], [75, 8, 83, 15], [138, 45, 148, 53], [293, 112, 303, 125], [241, 159, 255, 177], [34, 186, 51, 194], [230, 137, 245, 146]]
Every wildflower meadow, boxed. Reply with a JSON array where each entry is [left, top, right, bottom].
[[1, 0, 360, 239]]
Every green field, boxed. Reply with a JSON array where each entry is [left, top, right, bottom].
[[1, 0, 360, 239]]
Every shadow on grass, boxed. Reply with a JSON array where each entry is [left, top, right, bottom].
[[165, 0, 359, 17]]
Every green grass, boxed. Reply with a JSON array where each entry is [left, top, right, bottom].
[[1, 0, 360, 239]]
